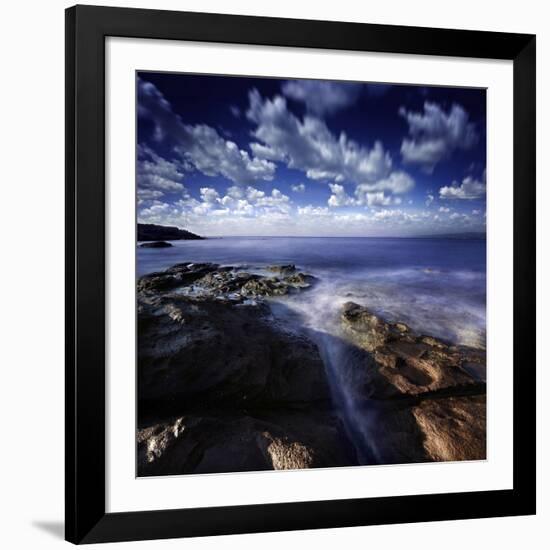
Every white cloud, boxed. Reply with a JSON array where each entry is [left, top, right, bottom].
[[281, 79, 361, 115], [439, 176, 486, 200], [439, 206, 451, 213], [297, 205, 331, 217], [363, 191, 393, 207], [137, 188, 164, 201], [374, 209, 405, 221], [328, 183, 354, 207], [425, 194, 434, 206], [137, 144, 185, 194], [199, 187, 220, 205], [186, 185, 293, 219], [139, 195, 484, 237], [291, 183, 306, 193], [175, 124, 276, 184], [138, 79, 276, 184], [399, 102, 478, 171], [328, 183, 401, 208], [138, 201, 179, 223], [372, 209, 434, 224], [247, 89, 397, 185], [355, 171, 414, 195]]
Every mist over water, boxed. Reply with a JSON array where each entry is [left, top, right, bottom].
[[138, 236, 486, 349]]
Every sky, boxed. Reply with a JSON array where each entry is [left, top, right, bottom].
[[137, 72, 486, 237]]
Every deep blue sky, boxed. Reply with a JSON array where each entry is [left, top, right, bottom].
[[137, 71, 486, 237]]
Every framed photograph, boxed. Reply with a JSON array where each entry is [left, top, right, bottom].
[[65, 5, 536, 544]]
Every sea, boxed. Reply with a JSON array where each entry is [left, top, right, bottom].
[[137, 236, 486, 349]]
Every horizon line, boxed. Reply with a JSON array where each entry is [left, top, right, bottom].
[[198, 233, 487, 239]]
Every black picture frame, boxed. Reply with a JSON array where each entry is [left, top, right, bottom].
[[65, 4, 536, 544]]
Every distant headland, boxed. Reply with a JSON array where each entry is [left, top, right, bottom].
[[137, 223, 204, 242]]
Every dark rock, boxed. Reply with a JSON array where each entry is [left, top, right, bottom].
[[267, 264, 296, 276], [137, 410, 358, 476], [137, 263, 218, 293], [137, 262, 316, 300], [283, 272, 315, 287], [139, 241, 173, 248], [240, 277, 289, 297], [138, 295, 332, 412], [136, 276, 349, 475], [138, 223, 203, 241]]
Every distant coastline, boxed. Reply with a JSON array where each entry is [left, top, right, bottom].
[[136, 224, 485, 241], [176, 233, 487, 240], [137, 223, 204, 242]]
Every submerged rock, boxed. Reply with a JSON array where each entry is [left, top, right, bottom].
[[139, 241, 173, 248]]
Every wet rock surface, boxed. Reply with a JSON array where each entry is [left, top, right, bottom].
[[136, 262, 486, 475], [137, 262, 344, 476], [138, 294, 331, 411], [137, 410, 357, 476], [339, 302, 486, 462], [138, 262, 316, 299]]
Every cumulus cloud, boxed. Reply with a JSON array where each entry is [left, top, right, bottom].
[[169, 185, 293, 221], [399, 102, 478, 171], [200, 187, 220, 205], [328, 183, 354, 207], [363, 192, 393, 207], [138, 201, 180, 223], [355, 171, 414, 195], [439, 206, 451, 213], [291, 183, 306, 193], [425, 194, 434, 206], [439, 176, 486, 200], [297, 205, 332, 217], [138, 79, 276, 184], [328, 182, 401, 208], [281, 79, 362, 115], [247, 89, 396, 185]]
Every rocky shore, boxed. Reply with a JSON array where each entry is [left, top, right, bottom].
[[137, 262, 486, 476], [339, 302, 486, 463]]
